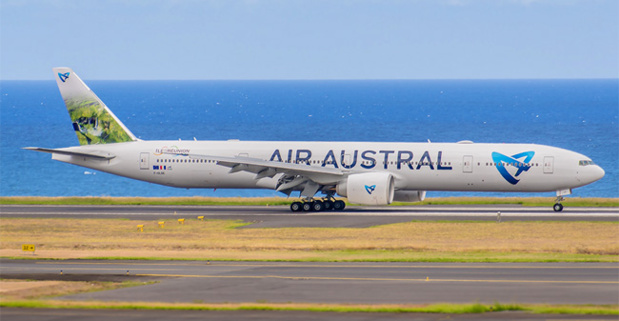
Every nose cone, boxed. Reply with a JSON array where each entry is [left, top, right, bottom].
[[581, 165, 605, 185], [593, 165, 605, 182]]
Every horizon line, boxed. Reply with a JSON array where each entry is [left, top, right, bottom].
[[2, 77, 618, 81]]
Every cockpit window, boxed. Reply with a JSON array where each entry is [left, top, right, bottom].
[[579, 160, 595, 166]]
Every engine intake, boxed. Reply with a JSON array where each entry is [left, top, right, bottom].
[[393, 190, 426, 203]]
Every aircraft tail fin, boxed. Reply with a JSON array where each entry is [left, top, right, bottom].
[[53, 67, 137, 145]]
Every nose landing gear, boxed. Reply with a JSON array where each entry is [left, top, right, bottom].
[[553, 196, 564, 212]]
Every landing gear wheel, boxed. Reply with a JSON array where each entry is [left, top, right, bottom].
[[302, 202, 314, 212], [333, 200, 346, 211], [323, 200, 334, 211], [290, 202, 303, 212], [312, 201, 325, 212], [553, 195, 565, 212]]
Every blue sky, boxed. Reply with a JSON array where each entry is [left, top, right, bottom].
[[1, 0, 617, 80]]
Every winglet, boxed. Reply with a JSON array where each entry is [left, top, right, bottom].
[[53, 67, 137, 145]]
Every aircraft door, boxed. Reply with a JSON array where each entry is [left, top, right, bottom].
[[543, 156, 554, 174], [463, 155, 473, 173], [139, 152, 149, 170]]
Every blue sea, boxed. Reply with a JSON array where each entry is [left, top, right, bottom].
[[1, 79, 617, 198]]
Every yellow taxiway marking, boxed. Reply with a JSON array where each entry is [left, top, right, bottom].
[[135, 273, 619, 285], [35, 261, 618, 270]]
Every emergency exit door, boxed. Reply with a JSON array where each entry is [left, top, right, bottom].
[[543, 156, 554, 174], [463, 155, 473, 173], [139, 152, 149, 170]]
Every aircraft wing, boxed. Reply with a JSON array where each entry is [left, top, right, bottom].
[[23, 147, 116, 160], [164, 152, 344, 194]]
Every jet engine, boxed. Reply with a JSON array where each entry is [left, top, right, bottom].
[[336, 172, 395, 205], [393, 190, 426, 203]]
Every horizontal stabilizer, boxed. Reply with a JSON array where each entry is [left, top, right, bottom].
[[23, 147, 116, 160]]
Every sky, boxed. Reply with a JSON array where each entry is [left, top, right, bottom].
[[1, 0, 617, 80]]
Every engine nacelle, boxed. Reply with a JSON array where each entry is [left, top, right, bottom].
[[336, 172, 395, 205], [393, 190, 426, 203]]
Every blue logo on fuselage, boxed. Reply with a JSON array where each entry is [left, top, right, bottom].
[[58, 72, 70, 82], [492, 151, 535, 185]]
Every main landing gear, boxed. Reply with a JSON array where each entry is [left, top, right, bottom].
[[290, 198, 346, 212], [553, 196, 564, 212]]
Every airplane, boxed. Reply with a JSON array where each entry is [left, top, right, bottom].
[[26, 67, 605, 212]]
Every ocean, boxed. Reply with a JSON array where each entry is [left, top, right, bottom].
[[1, 79, 617, 198]]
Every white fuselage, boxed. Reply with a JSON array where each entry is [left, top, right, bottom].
[[52, 140, 605, 194]]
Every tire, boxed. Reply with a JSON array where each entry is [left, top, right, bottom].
[[302, 202, 313, 212], [312, 201, 325, 212], [553, 203, 563, 212], [290, 202, 302, 212], [323, 200, 334, 211], [333, 200, 346, 211]]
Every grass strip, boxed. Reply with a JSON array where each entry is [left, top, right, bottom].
[[1, 300, 617, 315], [2, 218, 617, 262], [1, 196, 617, 207], [5, 250, 618, 263], [2, 254, 618, 262]]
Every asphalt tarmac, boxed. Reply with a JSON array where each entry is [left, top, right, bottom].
[[2, 260, 618, 320], [2, 260, 618, 305], [1, 204, 617, 227]]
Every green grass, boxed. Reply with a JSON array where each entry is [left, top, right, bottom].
[[1, 300, 617, 315], [1, 196, 617, 207]]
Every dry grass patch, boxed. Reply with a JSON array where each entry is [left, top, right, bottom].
[[1, 218, 617, 261], [0, 280, 114, 300]]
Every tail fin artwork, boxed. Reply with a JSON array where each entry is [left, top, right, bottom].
[[53, 67, 137, 145]]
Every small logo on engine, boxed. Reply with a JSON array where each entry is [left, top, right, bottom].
[[365, 185, 376, 194]]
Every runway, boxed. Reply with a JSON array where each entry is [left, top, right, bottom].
[[2, 260, 618, 305], [1, 204, 617, 227]]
